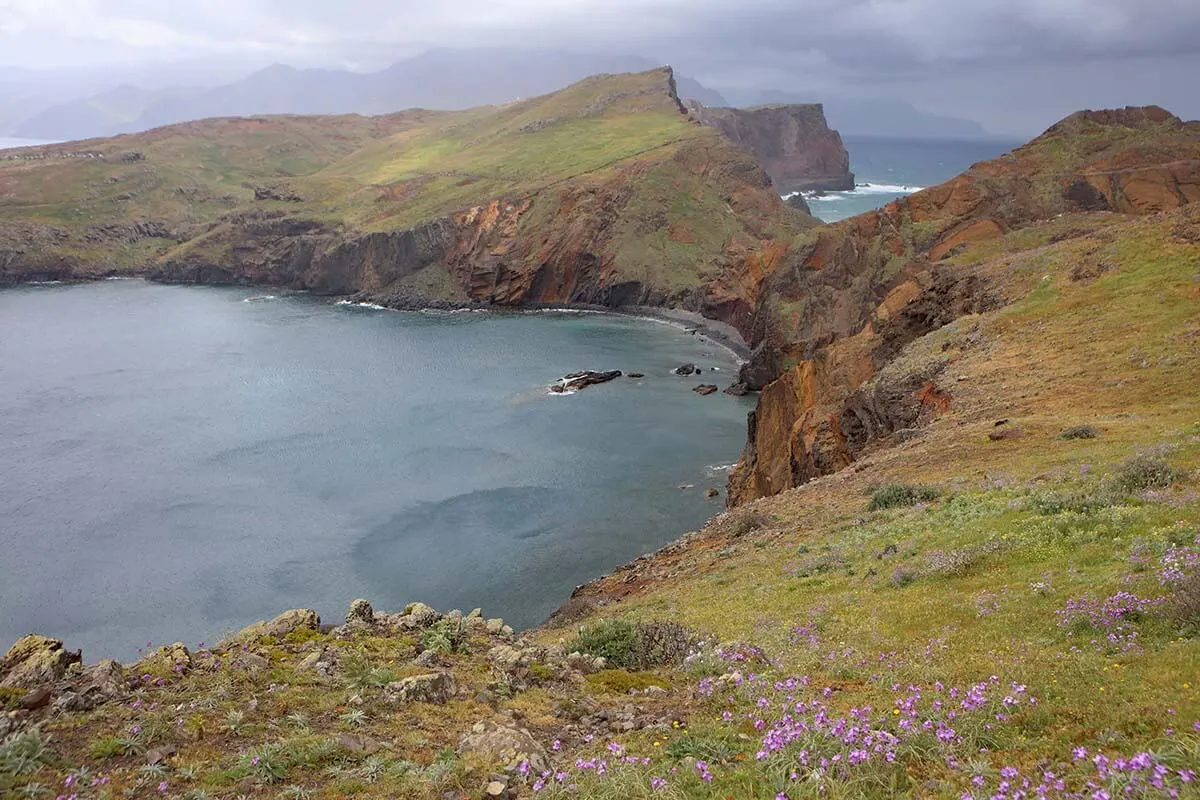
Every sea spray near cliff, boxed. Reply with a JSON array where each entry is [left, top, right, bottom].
[[803, 136, 1022, 221], [0, 281, 755, 660]]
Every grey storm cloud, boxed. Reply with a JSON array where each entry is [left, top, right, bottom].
[[2, 0, 1199, 135], [4, 0, 1200, 69]]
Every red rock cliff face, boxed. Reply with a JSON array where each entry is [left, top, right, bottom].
[[688, 103, 854, 193], [152, 132, 816, 341], [728, 106, 1200, 505]]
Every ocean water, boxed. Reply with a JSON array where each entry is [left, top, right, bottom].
[[0, 282, 754, 660], [802, 136, 1023, 222]]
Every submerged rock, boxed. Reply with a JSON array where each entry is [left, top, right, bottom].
[[673, 363, 697, 376], [693, 384, 719, 396], [549, 370, 622, 392], [723, 383, 751, 396]]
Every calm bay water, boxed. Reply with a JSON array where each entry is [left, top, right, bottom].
[[0, 282, 753, 660], [804, 136, 1023, 222]]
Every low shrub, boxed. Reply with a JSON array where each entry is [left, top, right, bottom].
[[567, 619, 700, 670], [727, 508, 771, 537], [1111, 455, 1182, 493], [1060, 424, 1099, 440], [585, 669, 670, 694], [1166, 573, 1200, 632], [567, 619, 640, 668], [868, 483, 941, 511], [341, 652, 398, 691], [420, 619, 465, 654], [891, 567, 917, 587]]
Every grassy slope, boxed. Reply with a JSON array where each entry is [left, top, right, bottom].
[[531, 207, 1200, 797], [2, 69, 769, 287], [3, 211, 1196, 800]]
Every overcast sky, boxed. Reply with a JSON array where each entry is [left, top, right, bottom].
[[2, 0, 1198, 135]]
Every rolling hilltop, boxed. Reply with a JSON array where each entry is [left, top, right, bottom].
[[2, 103, 1200, 798], [0, 67, 822, 335]]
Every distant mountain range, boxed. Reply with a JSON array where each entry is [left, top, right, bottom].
[[5, 48, 999, 143]]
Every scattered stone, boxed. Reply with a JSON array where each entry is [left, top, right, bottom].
[[346, 599, 375, 626], [55, 659, 127, 712], [336, 733, 382, 755], [253, 184, 303, 202], [485, 778, 510, 798], [693, 384, 719, 395], [549, 370, 623, 393], [501, 625, 514, 637], [414, 649, 441, 668], [673, 363, 697, 376], [1, 635, 82, 689], [402, 602, 441, 628], [706, 488, 720, 498], [297, 646, 339, 676], [723, 383, 750, 396], [485, 618, 505, 635], [989, 427, 1025, 442], [628, 372, 645, 379], [18, 687, 51, 710], [458, 720, 549, 774], [994, 419, 1010, 427], [145, 744, 177, 765], [229, 650, 270, 675], [386, 672, 456, 704]]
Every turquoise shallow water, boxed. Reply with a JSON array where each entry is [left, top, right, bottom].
[[0, 281, 753, 660]]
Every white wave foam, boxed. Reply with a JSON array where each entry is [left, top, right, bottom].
[[547, 388, 577, 396], [706, 463, 737, 473], [242, 295, 277, 302], [790, 183, 925, 203], [525, 307, 604, 315], [335, 300, 387, 311], [853, 182, 924, 194]]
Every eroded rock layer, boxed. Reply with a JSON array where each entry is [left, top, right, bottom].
[[728, 106, 1200, 504]]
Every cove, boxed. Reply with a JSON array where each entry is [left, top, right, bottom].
[[0, 281, 754, 660]]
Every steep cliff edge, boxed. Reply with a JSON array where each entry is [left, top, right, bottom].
[[0, 68, 818, 337], [687, 102, 854, 193], [730, 105, 1200, 503]]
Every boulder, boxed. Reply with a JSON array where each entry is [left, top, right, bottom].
[[225, 609, 320, 645], [1, 635, 81, 689], [988, 427, 1025, 442], [723, 383, 751, 396], [18, 687, 51, 710], [457, 720, 549, 774], [386, 671, 457, 704], [401, 602, 441, 628], [628, 372, 646, 379], [485, 618, 506, 635], [673, 363, 697, 376], [706, 488, 720, 498], [693, 384, 719, 395], [346, 599, 375, 626], [55, 659, 127, 712], [549, 370, 622, 393]]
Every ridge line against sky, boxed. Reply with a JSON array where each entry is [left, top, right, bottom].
[[1, 0, 1199, 136]]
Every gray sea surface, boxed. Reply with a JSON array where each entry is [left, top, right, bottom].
[[0, 281, 753, 659]]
